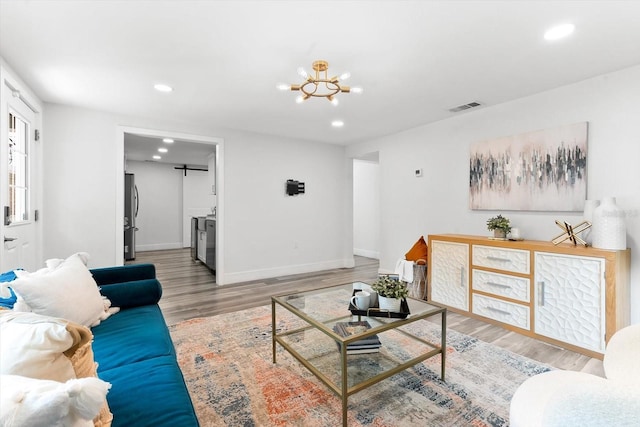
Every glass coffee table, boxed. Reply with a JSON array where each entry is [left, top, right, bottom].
[[271, 283, 446, 427]]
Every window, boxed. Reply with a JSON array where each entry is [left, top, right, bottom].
[[7, 111, 29, 223]]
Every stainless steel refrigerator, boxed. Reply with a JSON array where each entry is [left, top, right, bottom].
[[124, 173, 138, 260]]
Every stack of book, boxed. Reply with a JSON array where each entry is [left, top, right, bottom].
[[333, 321, 382, 355]]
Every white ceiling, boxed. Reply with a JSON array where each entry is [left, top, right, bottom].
[[2, 0, 640, 156], [124, 133, 215, 166]]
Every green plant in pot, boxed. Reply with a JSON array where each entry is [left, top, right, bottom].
[[371, 276, 409, 312], [486, 214, 512, 238]]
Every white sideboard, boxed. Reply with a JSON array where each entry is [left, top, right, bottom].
[[427, 234, 631, 358]]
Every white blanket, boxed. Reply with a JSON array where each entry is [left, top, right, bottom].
[[394, 259, 414, 283]]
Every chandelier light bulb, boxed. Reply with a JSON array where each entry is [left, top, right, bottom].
[[331, 98, 339, 106], [295, 95, 305, 104], [351, 86, 363, 94], [339, 72, 351, 81], [153, 83, 173, 93], [297, 67, 308, 78], [276, 83, 290, 91], [544, 23, 575, 41]]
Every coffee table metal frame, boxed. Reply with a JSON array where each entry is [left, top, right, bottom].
[[271, 284, 446, 427]]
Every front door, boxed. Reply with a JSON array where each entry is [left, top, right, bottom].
[[0, 81, 39, 272]]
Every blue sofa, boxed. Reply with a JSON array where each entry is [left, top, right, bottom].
[[90, 264, 198, 426]]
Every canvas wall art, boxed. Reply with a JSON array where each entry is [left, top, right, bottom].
[[469, 122, 588, 211]]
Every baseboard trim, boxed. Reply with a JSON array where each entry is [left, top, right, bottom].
[[137, 242, 183, 252], [353, 248, 379, 259], [222, 258, 352, 285]]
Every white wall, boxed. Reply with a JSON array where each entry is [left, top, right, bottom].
[[42, 106, 118, 266], [222, 132, 352, 282], [41, 104, 352, 284], [347, 64, 640, 323], [125, 161, 183, 251], [353, 159, 380, 259]]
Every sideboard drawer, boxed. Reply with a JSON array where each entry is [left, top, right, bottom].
[[472, 294, 530, 330], [472, 269, 530, 302], [472, 245, 530, 274]]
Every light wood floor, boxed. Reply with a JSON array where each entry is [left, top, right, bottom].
[[129, 248, 604, 376]]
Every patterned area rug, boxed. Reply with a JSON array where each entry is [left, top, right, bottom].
[[169, 300, 551, 427]]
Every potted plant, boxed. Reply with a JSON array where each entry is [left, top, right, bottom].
[[371, 276, 409, 312], [486, 214, 512, 238]]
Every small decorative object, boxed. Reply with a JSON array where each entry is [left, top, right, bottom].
[[486, 214, 512, 239], [551, 220, 592, 246], [592, 197, 626, 250], [509, 227, 522, 240], [371, 276, 409, 313]]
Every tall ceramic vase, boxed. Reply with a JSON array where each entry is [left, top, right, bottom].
[[592, 197, 626, 250], [583, 199, 600, 246]]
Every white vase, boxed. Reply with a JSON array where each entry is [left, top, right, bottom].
[[378, 296, 401, 312], [592, 197, 626, 250], [583, 199, 600, 245]]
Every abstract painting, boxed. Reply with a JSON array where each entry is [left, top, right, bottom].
[[469, 122, 588, 211]]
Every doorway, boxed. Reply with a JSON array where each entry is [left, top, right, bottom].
[[352, 152, 380, 260], [116, 126, 225, 283]]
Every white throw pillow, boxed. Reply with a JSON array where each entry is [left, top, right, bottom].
[[0, 375, 110, 427], [10, 253, 117, 327], [0, 311, 76, 382]]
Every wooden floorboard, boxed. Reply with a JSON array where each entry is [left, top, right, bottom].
[[128, 248, 604, 376]]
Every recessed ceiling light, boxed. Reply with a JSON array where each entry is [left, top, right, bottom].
[[544, 23, 575, 41], [153, 155, 161, 160], [154, 83, 173, 92], [331, 120, 344, 128], [162, 138, 174, 143], [158, 147, 168, 153]]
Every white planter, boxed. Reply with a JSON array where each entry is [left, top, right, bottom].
[[592, 197, 626, 250], [378, 296, 401, 312]]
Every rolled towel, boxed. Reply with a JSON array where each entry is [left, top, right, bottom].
[[394, 259, 414, 283]]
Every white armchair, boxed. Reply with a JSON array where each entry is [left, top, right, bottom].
[[510, 324, 640, 427]]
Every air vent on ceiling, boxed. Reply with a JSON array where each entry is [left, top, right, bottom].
[[449, 101, 482, 113]]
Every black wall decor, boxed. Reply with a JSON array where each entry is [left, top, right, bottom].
[[286, 179, 305, 196]]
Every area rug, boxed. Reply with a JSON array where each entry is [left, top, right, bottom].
[[169, 300, 552, 427]]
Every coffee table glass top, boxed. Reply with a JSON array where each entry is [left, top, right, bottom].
[[273, 282, 443, 339]]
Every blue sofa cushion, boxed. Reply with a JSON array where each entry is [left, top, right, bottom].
[[92, 305, 175, 372], [98, 279, 162, 308], [99, 355, 198, 427], [91, 264, 156, 285]]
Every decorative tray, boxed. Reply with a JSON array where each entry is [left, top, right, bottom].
[[348, 291, 410, 319]]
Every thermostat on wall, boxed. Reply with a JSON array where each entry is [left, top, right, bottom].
[[415, 169, 423, 177]]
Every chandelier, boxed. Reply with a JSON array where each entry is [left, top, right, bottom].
[[278, 60, 362, 105]]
